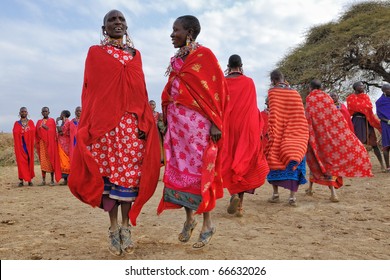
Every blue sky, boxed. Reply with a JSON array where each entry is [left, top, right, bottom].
[[0, 0, 371, 132]]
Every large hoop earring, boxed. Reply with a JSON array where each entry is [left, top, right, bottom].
[[125, 32, 134, 48]]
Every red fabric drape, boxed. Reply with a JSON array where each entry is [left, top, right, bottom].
[[339, 104, 354, 132], [346, 93, 381, 131], [157, 46, 228, 214], [265, 87, 309, 170], [306, 89, 372, 180], [35, 118, 62, 182], [13, 120, 35, 182], [222, 75, 269, 195], [68, 46, 160, 226]]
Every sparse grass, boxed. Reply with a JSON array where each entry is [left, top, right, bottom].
[[0, 133, 16, 166]]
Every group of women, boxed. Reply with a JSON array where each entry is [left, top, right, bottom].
[[13, 106, 81, 187], [13, 10, 388, 257]]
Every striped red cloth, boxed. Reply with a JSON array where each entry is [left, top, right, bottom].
[[265, 86, 309, 170]]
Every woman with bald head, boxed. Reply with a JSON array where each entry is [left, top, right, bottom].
[[68, 10, 160, 256]]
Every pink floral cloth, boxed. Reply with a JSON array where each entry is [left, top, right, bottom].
[[163, 57, 211, 195]]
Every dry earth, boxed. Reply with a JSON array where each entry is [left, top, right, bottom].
[[1, 153, 390, 260]]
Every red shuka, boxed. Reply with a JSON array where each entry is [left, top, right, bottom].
[[157, 46, 228, 214], [306, 89, 372, 180], [35, 117, 62, 182], [346, 93, 381, 131], [13, 120, 36, 182], [265, 86, 309, 170], [68, 46, 160, 226], [222, 75, 269, 194]]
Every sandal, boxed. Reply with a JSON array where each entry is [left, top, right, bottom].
[[227, 194, 240, 214], [305, 188, 314, 196], [268, 194, 280, 203], [18, 182, 24, 187], [178, 219, 198, 243], [120, 226, 135, 254], [38, 181, 46, 186], [28, 182, 33, 186], [49, 181, 55, 186], [108, 227, 122, 256], [288, 197, 297, 207], [330, 195, 339, 203], [192, 227, 216, 250]]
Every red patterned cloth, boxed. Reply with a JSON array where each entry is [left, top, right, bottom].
[[222, 75, 269, 195], [346, 93, 381, 131], [68, 45, 160, 226], [13, 119, 36, 182], [157, 46, 228, 214], [35, 117, 62, 182], [306, 89, 373, 184]]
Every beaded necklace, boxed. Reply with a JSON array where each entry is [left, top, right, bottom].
[[101, 36, 134, 52], [165, 41, 200, 76]]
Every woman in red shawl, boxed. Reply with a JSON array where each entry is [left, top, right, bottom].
[[157, 15, 228, 249], [56, 110, 71, 185], [68, 10, 160, 256], [35, 106, 61, 186], [346, 81, 385, 171], [13, 107, 35, 186], [222, 54, 269, 217], [305, 80, 372, 202]]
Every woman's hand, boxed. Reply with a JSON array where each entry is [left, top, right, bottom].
[[210, 123, 221, 143]]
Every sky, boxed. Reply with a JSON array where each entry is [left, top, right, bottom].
[[0, 0, 374, 132]]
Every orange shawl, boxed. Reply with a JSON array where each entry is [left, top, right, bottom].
[[68, 46, 160, 226], [222, 75, 269, 194], [346, 93, 381, 131], [157, 46, 228, 214], [265, 85, 309, 170], [35, 118, 62, 182]]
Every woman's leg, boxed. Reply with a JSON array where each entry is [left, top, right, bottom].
[[288, 190, 297, 206], [329, 186, 339, 202], [268, 185, 280, 202], [178, 207, 197, 242], [108, 204, 121, 256], [372, 145, 385, 171], [383, 147, 390, 169], [236, 192, 244, 217], [120, 202, 134, 254], [192, 211, 216, 249]]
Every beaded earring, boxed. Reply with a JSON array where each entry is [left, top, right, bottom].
[[125, 32, 134, 48], [186, 35, 192, 46]]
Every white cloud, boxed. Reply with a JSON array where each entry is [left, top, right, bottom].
[[0, 0, 375, 132]]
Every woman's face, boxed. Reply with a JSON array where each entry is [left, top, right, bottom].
[[75, 107, 82, 118], [19, 108, 28, 118], [170, 19, 188, 48], [103, 10, 127, 39], [41, 107, 49, 118]]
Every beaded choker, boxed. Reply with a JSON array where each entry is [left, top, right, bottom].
[[174, 41, 200, 58], [101, 36, 134, 50], [165, 41, 200, 76]]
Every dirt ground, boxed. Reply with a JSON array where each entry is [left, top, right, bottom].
[[1, 152, 389, 260]]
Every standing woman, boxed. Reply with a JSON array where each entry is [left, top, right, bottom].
[[35, 106, 61, 186], [57, 110, 71, 185], [13, 107, 35, 186], [68, 10, 160, 256], [346, 81, 385, 171], [157, 15, 228, 249], [222, 54, 269, 217], [265, 70, 309, 206]]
